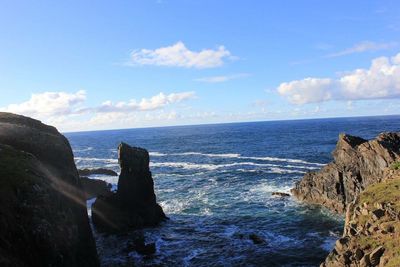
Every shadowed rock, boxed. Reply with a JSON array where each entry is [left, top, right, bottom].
[[92, 142, 166, 232], [80, 177, 112, 200], [292, 132, 400, 213], [0, 112, 99, 267]]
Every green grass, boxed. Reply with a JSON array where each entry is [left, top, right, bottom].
[[359, 178, 400, 213], [390, 161, 400, 170], [356, 178, 400, 266]]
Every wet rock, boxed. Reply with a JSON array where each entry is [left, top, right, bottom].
[[291, 133, 400, 213], [78, 168, 118, 177], [125, 234, 156, 255], [0, 113, 99, 267], [249, 233, 265, 244], [92, 143, 167, 232], [271, 192, 290, 197], [80, 177, 112, 200]]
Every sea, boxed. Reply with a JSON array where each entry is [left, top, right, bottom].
[[65, 115, 400, 267]]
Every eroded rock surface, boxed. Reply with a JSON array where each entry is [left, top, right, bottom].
[[292, 133, 400, 213], [92, 142, 166, 232], [321, 171, 400, 267], [0, 113, 99, 267]]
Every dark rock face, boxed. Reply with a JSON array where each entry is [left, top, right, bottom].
[[292, 133, 400, 213], [0, 113, 99, 267], [81, 177, 112, 200], [92, 142, 166, 232], [78, 168, 118, 177]]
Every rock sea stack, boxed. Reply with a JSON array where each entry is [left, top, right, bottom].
[[292, 132, 400, 213], [92, 142, 167, 232], [0, 112, 99, 267]]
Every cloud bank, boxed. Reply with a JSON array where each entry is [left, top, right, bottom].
[[278, 52, 400, 104], [128, 41, 231, 68], [1, 90, 196, 131]]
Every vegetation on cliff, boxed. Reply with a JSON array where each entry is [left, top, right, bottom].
[[322, 172, 400, 267]]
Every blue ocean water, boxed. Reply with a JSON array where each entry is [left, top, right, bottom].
[[66, 115, 400, 267]]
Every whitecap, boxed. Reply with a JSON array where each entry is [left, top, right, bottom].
[[163, 151, 325, 166], [74, 157, 118, 164]]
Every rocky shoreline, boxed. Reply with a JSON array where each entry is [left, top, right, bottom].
[[0, 113, 166, 266], [1, 112, 399, 267], [292, 133, 400, 266], [292, 132, 400, 213]]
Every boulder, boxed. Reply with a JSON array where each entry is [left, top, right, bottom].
[[0, 113, 99, 267], [80, 177, 112, 200], [78, 168, 118, 177], [249, 233, 266, 245], [292, 133, 400, 213], [92, 142, 166, 232], [271, 192, 290, 197]]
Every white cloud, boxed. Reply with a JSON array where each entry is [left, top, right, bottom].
[[278, 78, 333, 105], [194, 73, 250, 83], [1, 90, 196, 131], [128, 41, 232, 68], [278, 52, 400, 104], [325, 41, 397, 58], [97, 92, 195, 112], [2, 90, 86, 117]]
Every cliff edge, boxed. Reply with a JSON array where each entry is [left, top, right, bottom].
[[321, 170, 400, 267], [292, 132, 400, 213]]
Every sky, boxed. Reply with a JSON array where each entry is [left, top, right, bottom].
[[0, 0, 400, 132]]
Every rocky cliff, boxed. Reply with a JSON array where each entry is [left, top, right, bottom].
[[292, 133, 400, 213], [0, 113, 99, 266], [92, 142, 166, 232], [321, 170, 400, 267]]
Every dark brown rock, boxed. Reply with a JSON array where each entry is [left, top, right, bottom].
[[92, 142, 166, 232], [0, 113, 99, 267], [78, 168, 118, 177], [249, 233, 265, 244], [80, 177, 112, 200], [271, 192, 291, 197], [292, 133, 400, 213]]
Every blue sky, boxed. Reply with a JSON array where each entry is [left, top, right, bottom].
[[1, 0, 400, 131]]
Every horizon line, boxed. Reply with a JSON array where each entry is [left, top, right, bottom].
[[63, 113, 400, 135]]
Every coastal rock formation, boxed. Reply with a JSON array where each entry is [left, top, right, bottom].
[[321, 171, 400, 267], [0, 113, 99, 267], [292, 133, 400, 213], [92, 142, 166, 232], [78, 168, 118, 177], [81, 177, 112, 200]]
